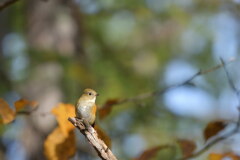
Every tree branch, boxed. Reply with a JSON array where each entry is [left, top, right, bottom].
[[177, 58, 240, 160], [0, 0, 20, 11], [99, 58, 236, 118], [178, 126, 237, 160], [68, 117, 118, 160], [220, 58, 240, 128]]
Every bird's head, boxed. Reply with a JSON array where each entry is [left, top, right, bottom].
[[80, 88, 99, 103]]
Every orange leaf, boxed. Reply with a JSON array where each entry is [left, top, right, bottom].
[[52, 103, 75, 137], [94, 124, 112, 148], [0, 98, 16, 124], [44, 127, 76, 160], [208, 153, 222, 160], [134, 145, 172, 160], [14, 98, 38, 112], [177, 139, 196, 158], [204, 121, 226, 141], [208, 152, 240, 160], [99, 99, 121, 119]]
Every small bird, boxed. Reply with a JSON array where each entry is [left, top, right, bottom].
[[75, 88, 99, 126]]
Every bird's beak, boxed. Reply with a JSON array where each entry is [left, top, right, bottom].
[[96, 93, 99, 96]]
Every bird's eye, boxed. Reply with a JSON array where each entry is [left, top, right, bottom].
[[88, 92, 92, 96]]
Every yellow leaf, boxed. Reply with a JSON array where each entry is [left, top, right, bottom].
[[44, 127, 76, 160], [208, 152, 240, 160], [0, 98, 16, 124], [51, 103, 75, 136], [14, 98, 38, 112], [208, 153, 222, 160]]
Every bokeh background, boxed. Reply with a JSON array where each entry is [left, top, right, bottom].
[[1, 0, 240, 159]]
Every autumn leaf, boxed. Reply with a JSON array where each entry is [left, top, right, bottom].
[[0, 98, 16, 124], [99, 99, 121, 119], [208, 152, 240, 160], [52, 103, 75, 137], [134, 145, 172, 160], [177, 139, 196, 158], [94, 124, 112, 148], [44, 127, 76, 160], [14, 98, 38, 112], [208, 153, 222, 160], [204, 121, 226, 141]]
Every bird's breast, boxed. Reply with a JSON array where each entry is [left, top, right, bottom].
[[75, 103, 96, 125]]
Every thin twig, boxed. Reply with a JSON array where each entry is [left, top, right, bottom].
[[0, 0, 20, 11], [220, 58, 240, 129], [100, 58, 236, 112], [220, 58, 239, 95], [68, 117, 118, 160], [177, 58, 240, 160], [178, 128, 237, 160]]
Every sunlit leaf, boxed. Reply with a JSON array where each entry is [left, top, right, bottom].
[[44, 127, 76, 160], [14, 98, 38, 112], [208, 153, 222, 160], [134, 145, 172, 160], [99, 99, 121, 119], [94, 124, 112, 148], [177, 139, 196, 158], [208, 152, 240, 160], [0, 98, 16, 124], [51, 103, 75, 137], [204, 121, 226, 141]]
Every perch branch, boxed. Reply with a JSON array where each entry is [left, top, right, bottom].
[[68, 117, 118, 160], [0, 0, 20, 11], [177, 58, 240, 160]]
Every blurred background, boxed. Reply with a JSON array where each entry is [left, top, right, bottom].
[[0, 0, 240, 159]]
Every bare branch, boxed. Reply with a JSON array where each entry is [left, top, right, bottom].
[[177, 127, 237, 160], [100, 58, 236, 113], [220, 58, 239, 96], [177, 58, 239, 160], [68, 117, 118, 160], [0, 0, 20, 11], [220, 58, 240, 129]]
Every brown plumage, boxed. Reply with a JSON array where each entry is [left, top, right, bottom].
[[75, 88, 99, 126]]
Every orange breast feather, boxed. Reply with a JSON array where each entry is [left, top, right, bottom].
[[91, 104, 97, 115]]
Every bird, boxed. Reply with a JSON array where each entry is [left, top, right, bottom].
[[75, 88, 99, 126]]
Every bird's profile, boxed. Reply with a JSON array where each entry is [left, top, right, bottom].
[[75, 88, 99, 126]]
